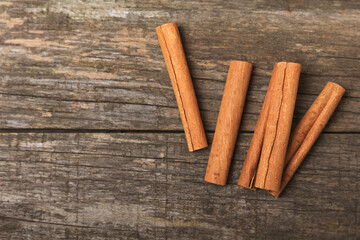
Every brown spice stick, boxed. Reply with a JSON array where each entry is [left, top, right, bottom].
[[237, 66, 277, 189], [285, 82, 336, 166], [254, 62, 301, 191], [156, 23, 208, 152], [205, 61, 252, 185], [270, 82, 345, 197]]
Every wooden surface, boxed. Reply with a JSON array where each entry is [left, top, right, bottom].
[[0, 0, 359, 239]]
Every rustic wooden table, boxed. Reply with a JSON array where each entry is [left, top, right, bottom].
[[0, 1, 359, 239]]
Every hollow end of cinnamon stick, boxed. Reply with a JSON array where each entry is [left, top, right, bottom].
[[269, 82, 345, 198], [204, 61, 252, 185], [253, 62, 301, 192], [156, 22, 208, 152]]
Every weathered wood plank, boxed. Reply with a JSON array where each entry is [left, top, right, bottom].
[[0, 0, 359, 131], [0, 1, 358, 240], [0, 132, 358, 239], [0, 217, 137, 240]]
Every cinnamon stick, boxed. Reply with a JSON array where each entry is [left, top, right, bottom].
[[270, 82, 345, 197], [254, 62, 301, 192], [205, 61, 252, 185], [237, 66, 277, 189], [156, 23, 208, 152]]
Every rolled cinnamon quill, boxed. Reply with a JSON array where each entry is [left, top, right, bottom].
[[270, 82, 345, 197], [205, 61, 252, 185], [156, 23, 207, 152], [237, 66, 276, 189], [254, 62, 301, 191]]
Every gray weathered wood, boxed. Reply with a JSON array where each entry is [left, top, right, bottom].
[[0, 0, 359, 131], [0, 132, 358, 239], [0, 1, 359, 239]]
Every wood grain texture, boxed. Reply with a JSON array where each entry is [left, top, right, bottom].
[[0, 0, 359, 239], [0, 132, 358, 240], [0, 0, 358, 131]]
